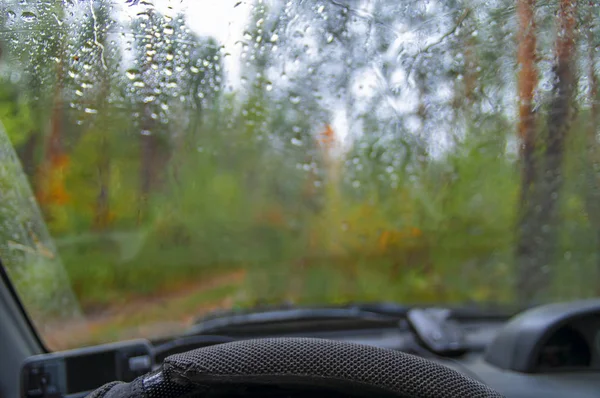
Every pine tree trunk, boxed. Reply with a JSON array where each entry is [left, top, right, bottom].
[[36, 45, 67, 215], [515, 0, 540, 303], [92, 4, 112, 231], [93, 134, 111, 230], [516, 0, 577, 304]]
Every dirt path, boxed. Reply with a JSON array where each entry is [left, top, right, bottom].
[[42, 270, 246, 350]]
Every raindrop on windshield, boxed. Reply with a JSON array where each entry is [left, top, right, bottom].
[[21, 11, 37, 22], [125, 69, 139, 80], [291, 137, 302, 146]]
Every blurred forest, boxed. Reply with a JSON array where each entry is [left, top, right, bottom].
[[0, 0, 599, 346]]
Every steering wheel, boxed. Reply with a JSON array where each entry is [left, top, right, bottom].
[[87, 338, 503, 397]]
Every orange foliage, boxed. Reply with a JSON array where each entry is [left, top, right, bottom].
[[317, 124, 335, 149], [376, 227, 423, 254], [36, 154, 71, 206]]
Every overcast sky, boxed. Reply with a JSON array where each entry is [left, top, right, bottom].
[[122, 0, 251, 90]]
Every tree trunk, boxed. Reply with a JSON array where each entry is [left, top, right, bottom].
[[140, 131, 159, 195], [583, 1, 600, 294], [536, 0, 576, 283], [415, 69, 429, 167], [515, 0, 540, 303], [93, 134, 111, 230], [36, 47, 67, 214], [516, 0, 538, 192], [516, 0, 577, 304], [91, 3, 113, 231], [138, 128, 157, 222], [17, 130, 40, 180]]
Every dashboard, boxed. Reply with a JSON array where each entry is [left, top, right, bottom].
[[20, 299, 600, 398]]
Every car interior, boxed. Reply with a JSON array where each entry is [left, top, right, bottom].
[[1, 0, 600, 397], [2, 259, 600, 398]]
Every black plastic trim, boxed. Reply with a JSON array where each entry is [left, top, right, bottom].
[[0, 259, 48, 352]]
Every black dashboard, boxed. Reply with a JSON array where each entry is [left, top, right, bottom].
[[20, 299, 600, 398]]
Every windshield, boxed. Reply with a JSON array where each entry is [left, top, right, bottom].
[[0, 0, 596, 350]]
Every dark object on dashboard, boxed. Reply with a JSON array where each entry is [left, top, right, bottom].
[[407, 308, 468, 356], [484, 298, 600, 372], [87, 337, 503, 397], [21, 340, 153, 398]]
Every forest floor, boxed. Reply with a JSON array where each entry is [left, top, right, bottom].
[[42, 269, 247, 350]]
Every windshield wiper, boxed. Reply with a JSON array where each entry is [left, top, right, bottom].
[[185, 302, 410, 336], [184, 301, 520, 337]]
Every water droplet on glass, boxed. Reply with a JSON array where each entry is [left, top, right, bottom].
[[290, 95, 300, 104], [291, 137, 302, 146], [144, 95, 156, 103], [125, 69, 139, 80], [326, 34, 334, 43], [256, 18, 264, 27], [141, 130, 152, 136], [163, 26, 174, 35], [84, 108, 97, 114], [270, 33, 279, 42], [21, 11, 37, 22], [160, 103, 169, 111], [317, 5, 325, 13], [190, 66, 199, 74], [166, 53, 174, 61], [6, 10, 16, 19], [266, 83, 273, 91]]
